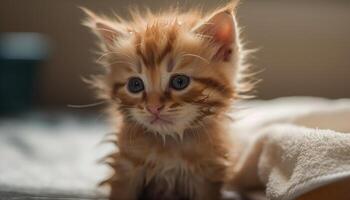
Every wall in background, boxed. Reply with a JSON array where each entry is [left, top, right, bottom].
[[0, 0, 349, 108]]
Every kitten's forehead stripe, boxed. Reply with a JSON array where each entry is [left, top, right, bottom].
[[159, 29, 177, 71], [134, 25, 177, 70], [159, 41, 173, 69], [135, 34, 148, 67], [143, 32, 158, 68], [136, 60, 142, 73]]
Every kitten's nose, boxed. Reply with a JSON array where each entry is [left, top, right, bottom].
[[146, 104, 165, 115]]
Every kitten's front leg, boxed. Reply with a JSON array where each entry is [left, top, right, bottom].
[[108, 157, 144, 200]]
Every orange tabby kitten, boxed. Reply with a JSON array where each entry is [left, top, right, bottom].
[[82, 1, 252, 199]]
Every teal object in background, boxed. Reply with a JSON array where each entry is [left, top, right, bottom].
[[0, 33, 50, 114]]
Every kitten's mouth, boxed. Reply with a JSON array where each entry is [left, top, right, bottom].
[[150, 116, 172, 125]]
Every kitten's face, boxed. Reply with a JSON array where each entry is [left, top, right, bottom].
[[84, 7, 241, 135], [112, 49, 202, 134]]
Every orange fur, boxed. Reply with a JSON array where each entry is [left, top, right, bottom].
[[82, 1, 253, 199]]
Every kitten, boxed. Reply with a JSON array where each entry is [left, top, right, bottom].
[[82, 1, 252, 199]]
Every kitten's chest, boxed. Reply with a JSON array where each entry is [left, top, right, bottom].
[[136, 133, 231, 182], [141, 149, 199, 199], [143, 146, 195, 180], [118, 128, 233, 199]]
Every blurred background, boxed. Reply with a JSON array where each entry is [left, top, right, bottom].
[[0, 0, 349, 113], [0, 1, 349, 197]]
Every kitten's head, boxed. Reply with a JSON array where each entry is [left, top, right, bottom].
[[83, 1, 249, 135]]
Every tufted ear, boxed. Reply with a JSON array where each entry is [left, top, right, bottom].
[[193, 1, 239, 62], [81, 7, 122, 50]]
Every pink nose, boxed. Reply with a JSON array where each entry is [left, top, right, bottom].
[[146, 104, 164, 115]]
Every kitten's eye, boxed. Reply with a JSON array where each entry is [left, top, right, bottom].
[[127, 77, 144, 93], [170, 75, 190, 90]]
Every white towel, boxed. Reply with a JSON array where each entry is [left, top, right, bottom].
[[229, 97, 350, 200]]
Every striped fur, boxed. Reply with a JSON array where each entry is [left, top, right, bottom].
[[82, 1, 254, 199]]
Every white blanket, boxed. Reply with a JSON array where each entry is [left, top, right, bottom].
[[230, 97, 350, 200], [0, 113, 111, 197]]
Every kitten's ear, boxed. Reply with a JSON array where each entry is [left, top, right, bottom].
[[81, 7, 122, 50], [193, 1, 239, 62]]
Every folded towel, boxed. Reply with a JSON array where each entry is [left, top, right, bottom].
[[230, 97, 350, 200]]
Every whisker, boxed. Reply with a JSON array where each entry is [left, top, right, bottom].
[[98, 49, 134, 61], [67, 101, 106, 108], [108, 60, 139, 70], [96, 28, 117, 34], [181, 53, 209, 64], [167, 109, 179, 112], [109, 50, 134, 60], [96, 52, 118, 62]]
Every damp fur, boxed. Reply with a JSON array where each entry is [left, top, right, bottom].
[[82, 1, 256, 199]]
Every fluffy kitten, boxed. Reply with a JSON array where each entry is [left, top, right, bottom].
[[82, 1, 252, 199]]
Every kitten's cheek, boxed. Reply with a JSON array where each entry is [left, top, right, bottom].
[[136, 105, 145, 110], [112, 91, 139, 106], [113, 97, 122, 104], [110, 90, 122, 103]]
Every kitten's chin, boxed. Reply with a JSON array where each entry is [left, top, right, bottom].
[[135, 116, 193, 137], [145, 120, 186, 136]]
